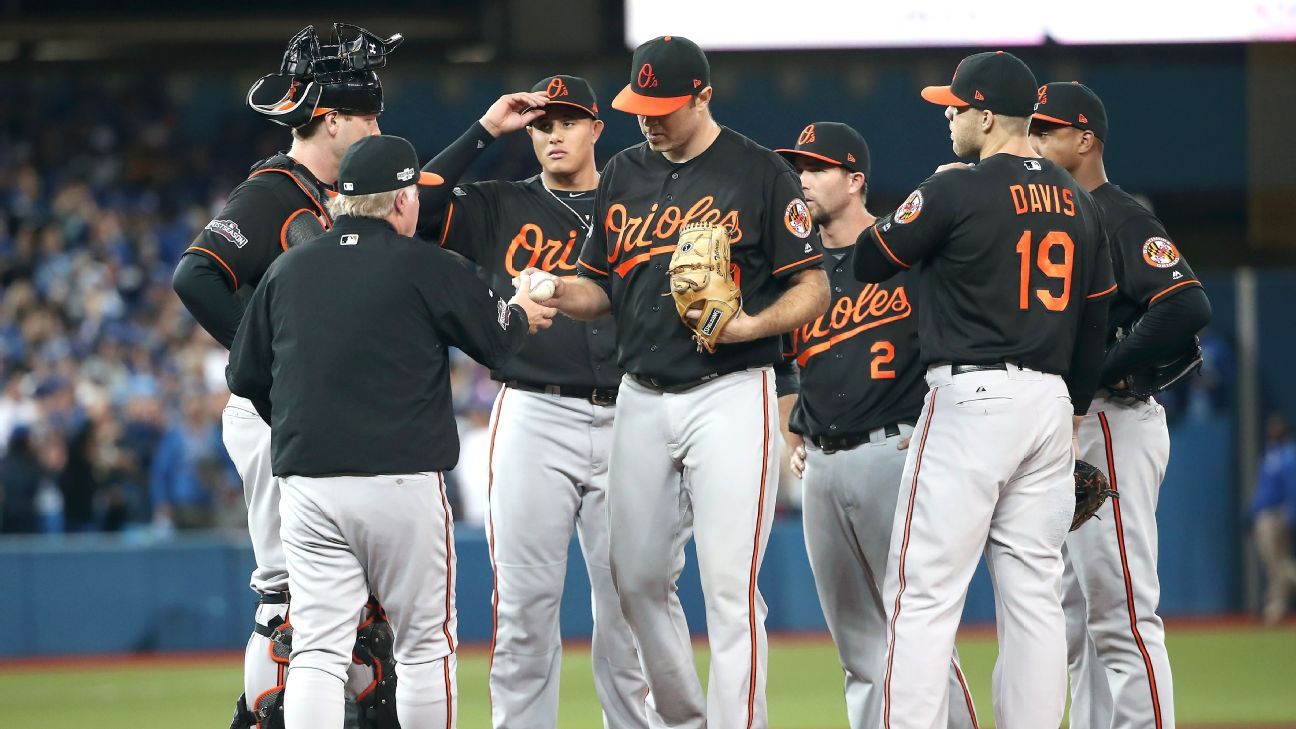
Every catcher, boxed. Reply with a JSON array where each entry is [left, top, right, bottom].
[[539, 34, 828, 729], [1032, 81, 1211, 729]]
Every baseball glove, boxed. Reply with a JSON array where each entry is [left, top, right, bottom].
[[1109, 336, 1204, 401], [1072, 459, 1116, 531], [666, 222, 742, 353]]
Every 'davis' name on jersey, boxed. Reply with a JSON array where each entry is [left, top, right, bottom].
[[1010, 183, 1076, 217], [504, 223, 582, 277], [604, 196, 743, 276], [790, 282, 913, 365]]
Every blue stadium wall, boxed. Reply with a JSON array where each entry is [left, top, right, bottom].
[[0, 409, 1237, 659]]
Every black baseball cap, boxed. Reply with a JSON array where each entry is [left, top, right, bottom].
[[775, 122, 871, 177], [337, 135, 443, 195], [922, 51, 1039, 117], [1032, 81, 1109, 141], [612, 35, 710, 116], [531, 75, 599, 118]]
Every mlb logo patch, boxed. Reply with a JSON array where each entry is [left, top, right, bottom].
[[340, 234, 359, 246], [342, 182, 354, 191]]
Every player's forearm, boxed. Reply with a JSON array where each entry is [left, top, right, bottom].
[[554, 277, 613, 320], [852, 227, 904, 283], [417, 121, 497, 236], [1100, 286, 1210, 385], [173, 253, 242, 350], [1065, 298, 1109, 416], [744, 269, 829, 339]]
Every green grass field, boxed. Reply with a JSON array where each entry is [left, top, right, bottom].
[[3, 624, 1293, 727]]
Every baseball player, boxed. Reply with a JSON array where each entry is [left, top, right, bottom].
[[1032, 81, 1211, 729], [852, 51, 1116, 729], [227, 134, 555, 729], [172, 24, 407, 727], [414, 76, 649, 728], [775, 122, 978, 729], [540, 35, 830, 729]]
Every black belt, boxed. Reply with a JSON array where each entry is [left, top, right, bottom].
[[630, 366, 747, 394], [951, 363, 1008, 375], [506, 380, 618, 406], [258, 592, 289, 605], [810, 423, 903, 454]]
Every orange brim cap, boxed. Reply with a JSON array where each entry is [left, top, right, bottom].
[[773, 149, 844, 166], [612, 85, 693, 116], [920, 85, 970, 107], [418, 171, 444, 186], [1031, 112, 1073, 126]]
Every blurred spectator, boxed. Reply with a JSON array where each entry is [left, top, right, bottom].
[[0, 427, 44, 534], [1251, 412, 1296, 625], [149, 393, 236, 530]]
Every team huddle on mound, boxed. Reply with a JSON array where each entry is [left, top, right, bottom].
[[173, 22, 1210, 729]]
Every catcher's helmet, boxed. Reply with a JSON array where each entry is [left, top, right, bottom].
[[248, 23, 402, 128]]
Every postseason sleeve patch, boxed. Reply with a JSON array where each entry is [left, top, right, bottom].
[[784, 199, 812, 239], [894, 190, 923, 224], [1142, 236, 1181, 268], [205, 219, 249, 248], [497, 298, 510, 330]]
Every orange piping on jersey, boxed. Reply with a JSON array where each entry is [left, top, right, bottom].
[[773, 253, 824, 275], [745, 370, 772, 729], [187, 246, 239, 289], [249, 168, 333, 227], [1098, 413, 1165, 729], [612, 245, 676, 278], [952, 658, 980, 728], [279, 208, 313, 251], [794, 312, 911, 367], [871, 226, 910, 270], [486, 390, 507, 684], [883, 386, 939, 729], [442, 654, 454, 729], [1147, 279, 1200, 306], [1087, 282, 1118, 299], [440, 201, 456, 248], [437, 472, 456, 654], [577, 259, 608, 276]]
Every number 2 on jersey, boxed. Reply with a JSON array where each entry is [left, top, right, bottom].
[[870, 340, 896, 379], [1015, 231, 1074, 312]]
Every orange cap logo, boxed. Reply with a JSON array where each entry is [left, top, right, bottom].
[[546, 78, 569, 98], [637, 64, 658, 89], [974, 90, 985, 101], [797, 124, 816, 145], [1037, 85, 1048, 105], [1078, 112, 1089, 124], [846, 152, 857, 163]]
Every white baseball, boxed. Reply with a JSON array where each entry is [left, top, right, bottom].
[[530, 276, 557, 302]]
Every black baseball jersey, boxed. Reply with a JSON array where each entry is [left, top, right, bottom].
[[1090, 183, 1201, 339], [227, 216, 529, 477], [789, 250, 925, 437], [439, 176, 620, 388], [577, 127, 824, 384], [185, 154, 332, 300], [861, 154, 1116, 374]]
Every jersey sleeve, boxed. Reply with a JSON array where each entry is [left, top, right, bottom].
[[1109, 214, 1200, 308], [438, 182, 499, 262], [421, 249, 528, 370], [766, 165, 824, 278], [185, 178, 292, 290], [866, 172, 961, 271], [576, 160, 614, 292]]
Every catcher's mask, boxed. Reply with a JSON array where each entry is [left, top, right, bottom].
[[248, 23, 402, 129]]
